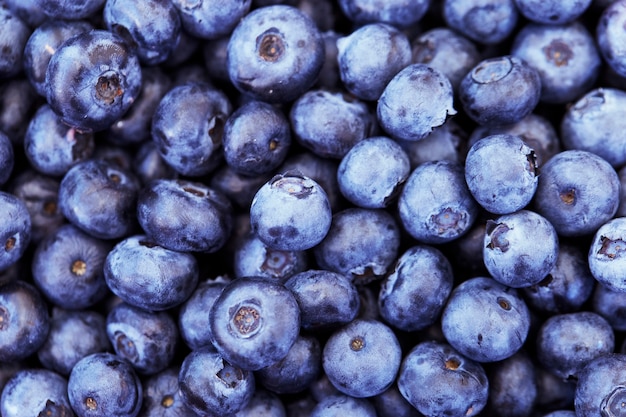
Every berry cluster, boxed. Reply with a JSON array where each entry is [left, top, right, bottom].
[[1, 0, 626, 416]]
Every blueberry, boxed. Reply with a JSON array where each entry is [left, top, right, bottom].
[[250, 172, 332, 251], [537, 311, 614, 380], [377, 64, 456, 141], [514, 0, 592, 24], [574, 353, 626, 417], [0, 192, 31, 272], [314, 208, 400, 283], [37, 308, 110, 376], [178, 348, 255, 416], [322, 319, 401, 398], [592, 283, 626, 331], [256, 333, 321, 394], [140, 367, 196, 417], [32, 224, 111, 310], [45, 30, 142, 132], [103, 0, 181, 66], [3, 0, 47, 27], [209, 277, 301, 370], [309, 394, 377, 417], [132, 140, 176, 186], [338, 0, 430, 28], [0, 132, 13, 186], [597, 1, 626, 78], [441, 276, 531, 362], [443, 0, 519, 44], [0, 78, 39, 144], [485, 351, 537, 417], [34, 0, 106, 20], [223, 100, 291, 176], [106, 302, 178, 375], [373, 384, 422, 417], [67, 352, 142, 417], [24, 104, 95, 177], [399, 160, 479, 244], [465, 134, 538, 214], [136, 179, 233, 253], [511, 21, 601, 104], [58, 159, 141, 240], [336, 23, 411, 101], [209, 165, 272, 210], [227, 5, 324, 103], [104, 235, 199, 311], [588, 217, 626, 292], [284, 269, 360, 331], [234, 389, 286, 417], [397, 340, 489, 417], [396, 119, 468, 168], [1, 369, 73, 417], [0, 5, 31, 79], [459, 55, 542, 126], [337, 136, 411, 209], [483, 210, 559, 288], [290, 89, 377, 159], [378, 245, 454, 332], [151, 82, 232, 177], [171, 0, 252, 40]]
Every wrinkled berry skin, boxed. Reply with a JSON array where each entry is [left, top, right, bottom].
[[250, 172, 332, 251], [588, 217, 626, 292], [45, 30, 142, 132], [574, 353, 626, 417], [209, 277, 301, 371], [227, 5, 324, 103], [0, 281, 50, 363], [0, 369, 73, 417], [0, 191, 31, 272], [137, 179, 233, 253]]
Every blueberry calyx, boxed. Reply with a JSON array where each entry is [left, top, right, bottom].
[[71, 260, 87, 276], [161, 395, 174, 408], [95, 71, 124, 105], [217, 360, 243, 388], [85, 397, 98, 411], [485, 221, 511, 252], [5, 236, 16, 251], [0, 306, 8, 330], [429, 207, 468, 236], [230, 303, 262, 338], [543, 39, 573, 67], [496, 297, 511, 311], [114, 331, 139, 361], [560, 188, 576, 205], [350, 336, 365, 351], [598, 236, 626, 259], [261, 249, 295, 276], [38, 399, 72, 417], [257, 29, 285, 62], [444, 357, 461, 370], [601, 386, 626, 416], [270, 175, 313, 198], [471, 57, 513, 84]]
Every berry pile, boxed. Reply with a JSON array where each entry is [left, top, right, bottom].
[[2, 0, 626, 416]]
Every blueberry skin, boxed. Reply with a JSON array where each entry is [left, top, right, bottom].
[[537, 311, 614, 380], [314, 208, 401, 283], [68, 352, 142, 417], [172, 0, 252, 40], [284, 269, 360, 331], [534, 150, 619, 237], [177, 277, 229, 350], [104, 235, 199, 311], [1, 369, 74, 417], [234, 233, 308, 283], [23, 19, 93, 97], [522, 242, 595, 315], [104, 0, 181, 65], [309, 394, 377, 417], [59, 159, 141, 240], [337, 136, 410, 209], [140, 367, 196, 417], [178, 348, 255, 416], [377, 64, 456, 142], [209, 277, 301, 371], [32, 224, 111, 310], [136, 179, 233, 253], [24, 104, 95, 177], [132, 141, 176, 186], [593, 283, 626, 331], [511, 22, 601, 104], [397, 119, 468, 168], [399, 160, 479, 244], [151, 82, 232, 177], [485, 351, 537, 417], [322, 319, 401, 398], [411, 27, 481, 89], [574, 353, 626, 417], [441, 276, 531, 362], [597, 1, 626, 78], [514, 0, 591, 24], [373, 384, 422, 417], [9, 170, 65, 242], [338, 0, 430, 28], [0, 191, 31, 272], [0, 132, 13, 186], [0, 6, 30, 79], [0, 78, 39, 145], [209, 165, 272, 209], [465, 134, 538, 214], [544, 411, 577, 417], [397, 340, 489, 417], [37, 308, 110, 376], [257, 333, 321, 394], [588, 217, 626, 292], [45, 30, 142, 133], [34, 0, 106, 20], [106, 303, 178, 375], [250, 172, 332, 251], [336, 23, 411, 101], [443, 0, 519, 44], [4, 0, 47, 28], [290, 89, 377, 159], [234, 389, 286, 417], [484, 210, 559, 288], [378, 245, 454, 332], [560, 87, 626, 168], [460, 55, 542, 126], [227, 5, 324, 103], [223, 100, 291, 176]]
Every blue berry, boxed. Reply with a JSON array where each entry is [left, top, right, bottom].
[[574, 353, 626, 416], [443, 0, 519, 44], [34, 0, 106, 20], [0, 132, 13, 186], [485, 351, 537, 417], [338, 0, 430, 28], [0, 6, 30, 79], [597, 1, 626, 78], [588, 217, 626, 292], [0, 192, 31, 272], [1, 369, 73, 417], [140, 367, 196, 417], [172, 0, 252, 40], [514, 0, 592, 24], [310, 394, 377, 417]]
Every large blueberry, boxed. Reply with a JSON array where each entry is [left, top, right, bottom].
[[588, 217, 626, 292], [443, 0, 519, 44], [575, 353, 626, 417], [0, 192, 31, 272], [338, 0, 430, 28], [1, 369, 73, 417]]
